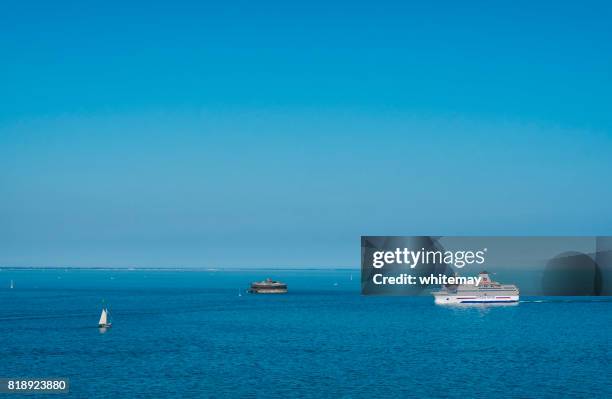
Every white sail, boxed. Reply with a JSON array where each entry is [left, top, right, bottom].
[[10, 280, 14, 289], [98, 308, 107, 325]]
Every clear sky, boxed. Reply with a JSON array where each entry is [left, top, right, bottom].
[[1, 1, 611, 267]]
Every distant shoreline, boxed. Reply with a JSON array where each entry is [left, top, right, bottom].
[[0, 266, 359, 271]]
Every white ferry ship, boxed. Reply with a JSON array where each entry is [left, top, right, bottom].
[[433, 271, 519, 304]]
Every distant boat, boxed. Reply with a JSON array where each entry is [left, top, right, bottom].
[[432, 271, 519, 305], [350, 274, 353, 281], [98, 307, 112, 328], [10, 280, 14, 289], [238, 289, 242, 297]]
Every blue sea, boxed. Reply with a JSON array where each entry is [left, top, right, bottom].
[[1, 269, 610, 398]]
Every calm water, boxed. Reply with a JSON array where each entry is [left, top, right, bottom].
[[1, 269, 610, 398]]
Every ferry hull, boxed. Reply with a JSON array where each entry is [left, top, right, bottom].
[[434, 294, 519, 305]]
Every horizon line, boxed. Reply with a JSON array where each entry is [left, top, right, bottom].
[[0, 266, 360, 271]]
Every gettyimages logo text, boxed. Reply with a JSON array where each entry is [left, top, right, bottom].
[[371, 247, 487, 269]]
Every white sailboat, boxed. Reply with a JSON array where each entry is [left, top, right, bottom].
[[98, 307, 112, 328], [10, 280, 14, 289]]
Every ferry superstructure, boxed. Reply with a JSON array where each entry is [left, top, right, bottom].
[[433, 271, 519, 304]]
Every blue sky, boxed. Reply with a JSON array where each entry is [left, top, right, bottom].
[[1, 1, 611, 267]]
